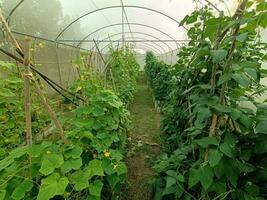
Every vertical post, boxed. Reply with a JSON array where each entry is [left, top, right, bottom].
[[24, 37, 32, 146]]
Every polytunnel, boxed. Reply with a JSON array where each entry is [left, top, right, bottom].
[[0, 0, 267, 200]]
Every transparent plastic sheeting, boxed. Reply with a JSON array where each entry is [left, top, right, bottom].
[[0, 0, 238, 53]]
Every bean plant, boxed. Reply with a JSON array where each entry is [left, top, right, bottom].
[[146, 1, 267, 199]]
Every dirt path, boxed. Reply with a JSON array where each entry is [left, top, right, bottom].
[[123, 75, 161, 200]]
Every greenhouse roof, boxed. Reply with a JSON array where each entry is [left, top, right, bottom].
[[1, 0, 238, 54]]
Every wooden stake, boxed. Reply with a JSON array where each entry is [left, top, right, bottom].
[[24, 37, 32, 146], [0, 8, 23, 55], [32, 78, 68, 144], [0, 10, 68, 144]]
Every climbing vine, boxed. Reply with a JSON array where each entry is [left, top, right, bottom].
[[146, 1, 267, 199], [0, 45, 139, 199]]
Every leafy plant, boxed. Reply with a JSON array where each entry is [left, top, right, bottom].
[[148, 1, 267, 199], [0, 61, 50, 156], [107, 46, 140, 105]]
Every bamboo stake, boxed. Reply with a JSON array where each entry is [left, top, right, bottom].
[[24, 37, 32, 146], [0, 8, 23, 55], [32, 78, 68, 144], [0, 9, 68, 144], [204, 0, 248, 162]]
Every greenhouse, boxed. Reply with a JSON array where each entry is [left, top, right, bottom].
[[0, 0, 267, 199]]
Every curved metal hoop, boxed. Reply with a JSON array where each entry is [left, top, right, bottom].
[[73, 23, 179, 49], [80, 31, 172, 52], [100, 36, 166, 54], [55, 5, 188, 41]]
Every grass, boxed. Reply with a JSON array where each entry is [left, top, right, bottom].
[[123, 74, 161, 200]]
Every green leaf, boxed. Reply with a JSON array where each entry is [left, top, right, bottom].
[[61, 158, 82, 174], [64, 145, 83, 159], [165, 176, 177, 188], [195, 137, 219, 148], [211, 181, 226, 195], [237, 161, 256, 173], [37, 173, 69, 200], [84, 159, 104, 178], [0, 189, 6, 200], [92, 105, 105, 117], [11, 180, 33, 200], [232, 73, 251, 87], [89, 181, 103, 197], [39, 154, 64, 175], [9, 146, 29, 159], [236, 32, 249, 42], [255, 120, 267, 134], [188, 168, 199, 188], [198, 165, 214, 190], [0, 156, 14, 171], [69, 170, 89, 191], [217, 73, 232, 86], [220, 142, 234, 158], [209, 149, 223, 167], [113, 161, 127, 175], [245, 68, 258, 80], [211, 49, 228, 63], [195, 107, 211, 126]]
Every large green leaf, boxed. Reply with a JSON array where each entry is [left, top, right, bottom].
[[198, 165, 214, 190], [0, 156, 14, 171], [69, 170, 89, 191], [232, 73, 251, 87], [64, 145, 83, 159], [211, 49, 228, 63], [39, 154, 64, 175], [37, 173, 69, 200], [195, 137, 219, 148], [84, 159, 104, 179], [61, 158, 82, 174], [220, 142, 234, 158], [188, 168, 199, 188], [255, 120, 267, 134], [11, 180, 33, 200], [208, 149, 223, 167], [165, 176, 176, 188], [89, 180, 103, 197]]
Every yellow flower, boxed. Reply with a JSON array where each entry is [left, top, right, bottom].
[[39, 42, 45, 48], [46, 151, 52, 154], [104, 150, 110, 158]]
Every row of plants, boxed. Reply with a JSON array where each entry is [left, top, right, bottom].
[[145, 52, 172, 107], [0, 46, 139, 199], [146, 1, 267, 199], [107, 46, 140, 105]]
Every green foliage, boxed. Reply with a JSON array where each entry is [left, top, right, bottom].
[[0, 61, 49, 156], [148, 1, 267, 199], [107, 46, 140, 105], [0, 69, 130, 199], [145, 52, 173, 107]]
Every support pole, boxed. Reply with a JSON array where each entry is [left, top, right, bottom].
[[32, 78, 68, 144], [24, 37, 32, 146]]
